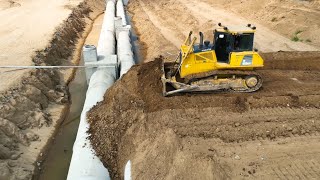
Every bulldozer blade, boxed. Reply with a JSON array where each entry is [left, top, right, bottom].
[[163, 85, 198, 96], [161, 75, 198, 96]]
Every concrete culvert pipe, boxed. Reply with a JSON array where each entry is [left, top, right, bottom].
[[67, 69, 115, 180], [117, 0, 127, 26], [118, 29, 135, 77], [84, 69, 115, 111], [67, 0, 117, 179], [97, 0, 116, 56]]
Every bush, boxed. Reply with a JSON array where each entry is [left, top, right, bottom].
[[291, 36, 300, 42]]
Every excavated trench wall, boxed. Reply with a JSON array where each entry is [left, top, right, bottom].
[[0, 0, 105, 179]]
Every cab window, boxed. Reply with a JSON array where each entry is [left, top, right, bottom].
[[234, 34, 254, 51]]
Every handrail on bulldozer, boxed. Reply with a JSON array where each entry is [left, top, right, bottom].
[[174, 37, 197, 76], [183, 31, 193, 46], [182, 37, 197, 59]]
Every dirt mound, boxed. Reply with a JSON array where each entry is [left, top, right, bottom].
[[88, 51, 320, 179]]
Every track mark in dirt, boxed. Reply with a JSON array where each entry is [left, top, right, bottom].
[[128, 0, 179, 60], [89, 51, 320, 179], [271, 158, 320, 179], [138, 0, 181, 48]]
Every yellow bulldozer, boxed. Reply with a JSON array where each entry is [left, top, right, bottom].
[[162, 23, 264, 96]]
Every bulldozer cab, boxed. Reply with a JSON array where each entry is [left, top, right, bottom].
[[213, 25, 255, 63]]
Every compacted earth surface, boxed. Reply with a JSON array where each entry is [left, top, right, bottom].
[[88, 51, 320, 179]]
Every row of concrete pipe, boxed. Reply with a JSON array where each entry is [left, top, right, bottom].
[[67, 0, 134, 179]]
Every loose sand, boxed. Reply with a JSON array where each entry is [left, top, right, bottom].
[[88, 52, 320, 179]]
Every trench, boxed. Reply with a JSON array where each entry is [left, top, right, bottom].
[[36, 1, 141, 178], [37, 14, 104, 180], [38, 65, 87, 180]]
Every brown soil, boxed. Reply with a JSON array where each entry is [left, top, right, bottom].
[[88, 51, 320, 179], [0, 0, 105, 179]]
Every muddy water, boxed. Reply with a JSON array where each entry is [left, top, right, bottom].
[[38, 67, 87, 180], [38, 14, 104, 180]]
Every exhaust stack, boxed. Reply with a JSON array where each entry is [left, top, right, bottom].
[[199, 32, 204, 49]]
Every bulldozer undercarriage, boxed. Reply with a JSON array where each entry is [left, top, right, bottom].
[[162, 62, 263, 96]]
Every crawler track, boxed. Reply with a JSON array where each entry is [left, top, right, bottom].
[[185, 70, 263, 93]]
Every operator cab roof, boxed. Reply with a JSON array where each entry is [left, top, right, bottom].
[[216, 26, 256, 34]]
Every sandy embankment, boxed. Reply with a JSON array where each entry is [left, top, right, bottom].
[[0, 0, 105, 179]]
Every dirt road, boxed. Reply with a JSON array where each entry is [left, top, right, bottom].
[[128, 0, 319, 61]]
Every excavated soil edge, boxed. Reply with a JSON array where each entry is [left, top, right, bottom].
[[88, 51, 320, 179], [0, 0, 105, 179]]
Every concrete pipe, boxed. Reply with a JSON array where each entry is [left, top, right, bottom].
[[97, 0, 116, 56], [67, 0, 117, 179], [67, 69, 115, 180], [118, 29, 135, 77], [117, 0, 127, 26], [119, 55, 135, 77]]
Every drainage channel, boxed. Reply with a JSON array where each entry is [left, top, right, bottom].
[[38, 0, 140, 179], [66, 0, 137, 178], [37, 13, 104, 180], [38, 65, 87, 180]]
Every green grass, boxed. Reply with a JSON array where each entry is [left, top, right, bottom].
[[291, 36, 300, 42], [291, 30, 304, 42]]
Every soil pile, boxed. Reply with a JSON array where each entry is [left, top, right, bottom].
[[88, 51, 320, 179]]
